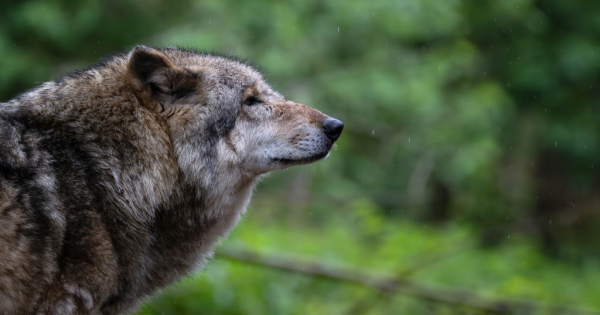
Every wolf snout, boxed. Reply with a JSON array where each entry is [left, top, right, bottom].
[[323, 118, 344, 142]]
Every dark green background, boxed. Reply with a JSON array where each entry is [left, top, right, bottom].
[[1, 0, 599, 314]]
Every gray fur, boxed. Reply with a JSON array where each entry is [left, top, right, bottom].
[[0, 46, 342, 314]]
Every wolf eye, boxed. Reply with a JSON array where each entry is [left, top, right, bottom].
[[244, 96, 262, 106]]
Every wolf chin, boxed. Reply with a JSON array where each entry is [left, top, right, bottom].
[[0, 46, 343, 314]]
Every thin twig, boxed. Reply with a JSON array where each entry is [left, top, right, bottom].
[[215, 246, 600, 315], [345, 247, 471, 314]]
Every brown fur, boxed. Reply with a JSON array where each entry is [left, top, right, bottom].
[[0, 46, 343, 314]]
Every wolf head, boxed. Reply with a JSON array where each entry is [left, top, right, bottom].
[[127, 46, 343, 184]]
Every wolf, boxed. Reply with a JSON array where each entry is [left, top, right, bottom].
[[0, 46, 343, 314]]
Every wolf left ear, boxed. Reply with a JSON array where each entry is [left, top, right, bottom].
[[128, 46, 197, 111]]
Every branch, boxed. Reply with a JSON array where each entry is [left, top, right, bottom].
[[344, 247, 471, 314], [215, 246, 600, 315]]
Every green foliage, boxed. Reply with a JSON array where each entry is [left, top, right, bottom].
[[1, 0, 599, 313], [137, 207, 600, 314]]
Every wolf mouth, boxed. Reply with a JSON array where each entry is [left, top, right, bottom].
[[271, 151, 330, 164]]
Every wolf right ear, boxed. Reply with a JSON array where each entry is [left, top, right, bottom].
[[127, 46, 196, 111]]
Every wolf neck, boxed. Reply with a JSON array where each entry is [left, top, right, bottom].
[[187, 151, 256, 223], [199, 166, 255, 223], [198, 175, 255, 250], [151, 160, 256, 272], [166, 132, 257, 243]]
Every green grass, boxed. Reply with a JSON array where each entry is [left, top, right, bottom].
[[137, 202, 600, 315]]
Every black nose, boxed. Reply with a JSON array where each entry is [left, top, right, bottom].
[[323, 118, 344, 142]]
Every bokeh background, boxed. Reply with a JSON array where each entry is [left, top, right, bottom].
[[2, 0, 600, 314]]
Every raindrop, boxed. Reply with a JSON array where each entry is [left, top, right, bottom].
[[408, 137, 411, 143], [555, 141, 558, 147], [507, 235, 510, 239], [337, 27, 340, 32], [549, 220, 552, 225], [372, 129, 374, 135]]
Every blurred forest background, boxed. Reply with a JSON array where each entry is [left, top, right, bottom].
[[1, 0, 600, 314]]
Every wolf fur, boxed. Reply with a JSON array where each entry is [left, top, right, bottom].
[[0, 46, 343, 314]]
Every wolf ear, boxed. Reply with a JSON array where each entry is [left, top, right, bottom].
[[128, 46, 197, 111]]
